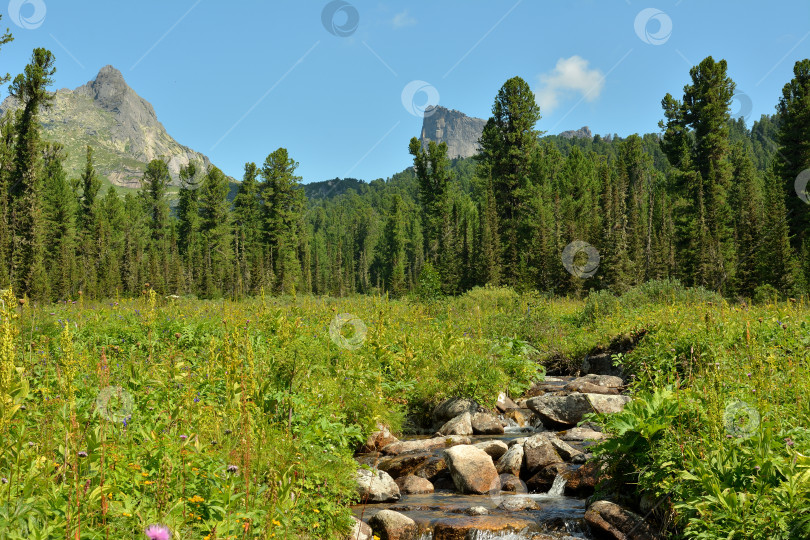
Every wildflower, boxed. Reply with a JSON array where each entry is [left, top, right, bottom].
[[224, 429, 232, 435], [144, 524, 171, 540], [1, 478, 7, 484], [227, 464, 239, 474], [746, 373, 752, 378], [785, 438, 795, 446], [179, 435, 188, 441], [754, 465, 761, 471], [78, 451, 88, 458]]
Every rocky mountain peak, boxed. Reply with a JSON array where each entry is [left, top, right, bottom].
[[559, 126, 593, 140], [420, 106, 487, 159]]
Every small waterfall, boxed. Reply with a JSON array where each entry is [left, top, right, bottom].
[[546, 473, 567, 497]]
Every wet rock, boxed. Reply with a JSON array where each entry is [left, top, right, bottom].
[[438, 412, 474, 436], [381, 435, 471, 455], [564, 374, 623, 395], [443, 445, 500, 494], [496, 392, 519, 412], [368, 509, 417, 540], [523, 435, 563, 473], [378, 451, 446, 482], [355, 452, 384, 469], [348, 516, 373, 540], [433, 398, 479, 425], [526, 394, 631, 428], [565, 462, 600, 496], [585, 500, 661, 539], [473, 440, 508, 460], [497, 497, 541, 512], [526, 462, 569, 492], [465, 506, 489, 516], [559, 427, 607, 442], [471, 412, 505, 435], [495, 443, 524, 477], [432, 516, 537, 540], [498, 473, 526, 493], [359, 424, 399, 453], [508, 437, 528, 447], [395, 474, 434, 494], [504, 409, 530, 427], [356, 468, 400, 503]]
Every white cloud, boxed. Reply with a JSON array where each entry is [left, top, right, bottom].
[[392, 10, 416, 28], [535, 56, 604, 114]]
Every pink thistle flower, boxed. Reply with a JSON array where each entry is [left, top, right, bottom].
[[145, 524, 171, 540]]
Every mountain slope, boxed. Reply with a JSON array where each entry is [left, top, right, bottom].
[[0, 65, 212, 188]]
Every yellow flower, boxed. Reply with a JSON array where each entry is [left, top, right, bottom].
[[312, 523, 319, 529], [144, 481, 153, 485], [272, 519, 281, 527], [123, 512, 131, 517], [313, 509, 319, 513]]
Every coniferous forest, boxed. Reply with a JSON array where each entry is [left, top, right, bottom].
[[2, 41, 810, 302]]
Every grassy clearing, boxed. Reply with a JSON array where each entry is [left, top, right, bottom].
[[0, 281, 808, 538]]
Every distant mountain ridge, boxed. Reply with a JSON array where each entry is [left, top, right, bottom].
[[0, 65, 213, 188], [420, 105, 594, 159]]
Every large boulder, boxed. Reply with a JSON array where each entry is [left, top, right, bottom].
[[395, 474, 434, 494], [582, 352, 623, 377], [495, 444, 524, 477], [526, 394, 631, 428], [523, 435, 563, 473], [443, 445, 500, 494], [368, 510, 417, 540], [378, 451, 446, 482], [438, 412, 473, 436], [356, 468, 400, 503], [473, 440, 509, 460], [584, 500, 661, 539], [565, 461, 601, 496], [433, 398, 479, 425], [564, 374, 624, 395], [381, 435, 471, 455], [348, 516, 373, 540], [471, 412, 505, 435], [543, 434, 583, 461]]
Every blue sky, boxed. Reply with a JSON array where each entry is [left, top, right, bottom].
[[2, 1, 809, 183]]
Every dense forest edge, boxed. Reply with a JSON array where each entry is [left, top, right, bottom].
[[1, 15, 810, 540]]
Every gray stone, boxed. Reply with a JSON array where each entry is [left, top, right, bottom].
[[495, 444, 524, 477], [356, 468, 400, 503], [420, 106, 486, 160], [433, 398, 479, 424], [443, 445, 500, 494], [438, 412, 473, 436], [585, 500, 661, 539], [381, 435, 471, 455], [497, 497, 541, 512], [523, 435, 563, 473], [471, 412, 505, 435], [368, 509, 417, 540], [348, 516, 373, 540]]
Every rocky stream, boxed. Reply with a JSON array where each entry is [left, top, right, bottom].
[[349, 372, 662, 540]]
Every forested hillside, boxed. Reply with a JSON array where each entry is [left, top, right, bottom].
[[2, 44, 809, 302]]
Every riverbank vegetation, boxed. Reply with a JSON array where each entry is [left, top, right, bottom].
[[0, 281, 808, 538]]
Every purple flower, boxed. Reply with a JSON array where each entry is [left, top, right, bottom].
[[747, 373, 752, 378], [754, 465, 761, 471], [227, 464, 239, 474], [179, 435, 188, 441], [145, 524, 171, 540], [785, 438, 795, 446], [1, 478, 7, 484], [78, 451, 88, 458]]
